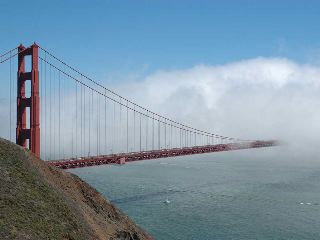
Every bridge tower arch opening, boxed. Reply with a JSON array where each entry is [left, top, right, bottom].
[[16, 43, 40, 158]]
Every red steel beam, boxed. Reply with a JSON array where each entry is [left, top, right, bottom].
[[16, 43, 40, 158], [48, 140, 277, 169]]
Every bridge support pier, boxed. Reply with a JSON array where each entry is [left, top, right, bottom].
[[16, 43, 40, 158]]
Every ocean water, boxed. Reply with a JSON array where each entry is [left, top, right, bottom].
[[70, 146, 320, 239]]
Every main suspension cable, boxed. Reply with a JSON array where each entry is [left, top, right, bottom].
[[38, 46, 243, 141]]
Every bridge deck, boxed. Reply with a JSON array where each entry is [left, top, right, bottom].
[[48, 140, 277, 169]]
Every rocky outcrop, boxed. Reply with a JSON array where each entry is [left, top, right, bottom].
[[0, 138, 153, 240]]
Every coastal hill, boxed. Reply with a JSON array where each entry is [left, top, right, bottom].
[[0, 138, 152, 240]]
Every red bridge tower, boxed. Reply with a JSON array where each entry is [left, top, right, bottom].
[[16, 44, 40, 158]]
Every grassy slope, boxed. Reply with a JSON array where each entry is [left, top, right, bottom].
[[0, 138, 152, 240]]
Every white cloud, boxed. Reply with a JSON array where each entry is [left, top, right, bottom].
[[114, 57, 320, 151], [2, 57, 320, 158]]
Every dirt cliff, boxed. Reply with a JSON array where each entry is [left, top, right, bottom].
[[0, 138, 153, 240]]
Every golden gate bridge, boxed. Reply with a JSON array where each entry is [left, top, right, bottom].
[[0, 43, 277, 169]]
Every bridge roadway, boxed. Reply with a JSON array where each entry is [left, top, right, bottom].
[[48, 140, 277, 169]]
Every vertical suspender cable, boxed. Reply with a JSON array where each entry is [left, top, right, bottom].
[[119, 97, 122, 152], [176, 127, 178, 148], [187, 130, 188, 147], [174, 126, 176, 148], [139, 112, 142, 152], [44, 53, 47, 159], [187, 130, 189, 147], [113, 101, 115, 154], [40, 57, 43, 156], [105, 90, 107, 155], [133, 106, 135, 151], [49, 65, 52, 160], [186, 130, 187, 148], [83, 86, 85, 155], [75, 81, 77, 157], [126, 100, 129, 153], [89, 89, 92, 156], [9, 50, 12, 141], [145, 111, 148, 151], [83, 84, 85, 156], [71, 78, 74, 158], [182, 129, 183, 147], [170, 124, 172, 149], [59, 71, 61, 159], [158, 117, 160, 149], [185, 130, 187, 147], [80, 83, 83, 157], [152, 113, 154, 150], [164, 119, 166, 149], [61, 68, 64, 159], [82, 85, 84, 156], [99, 93, 101, 154], [53, 69, 55, 160], [183, 129, 185, 147], [180, 128, 182, 148], [97, 93, 99, 155], [183, 129, 184, 147], [152, 114, 154, 150]]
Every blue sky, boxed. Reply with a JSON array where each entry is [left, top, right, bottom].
[[1, 0, 320, 81], [1, 1, 320, 149]]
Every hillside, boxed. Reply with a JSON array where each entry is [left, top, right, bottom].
[[0, 138, 153, 240]]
